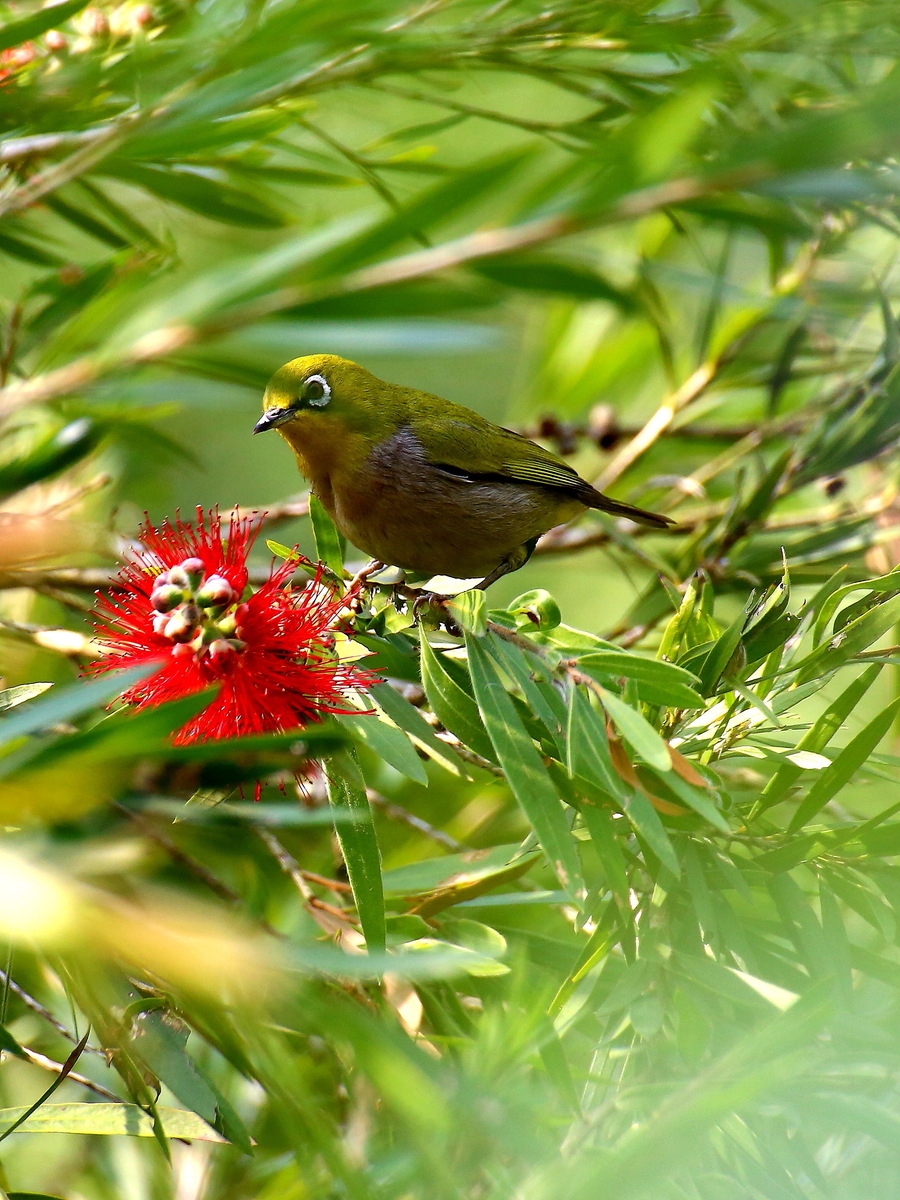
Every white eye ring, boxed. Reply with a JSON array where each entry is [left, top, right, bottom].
[[304, 374, 331, 408]]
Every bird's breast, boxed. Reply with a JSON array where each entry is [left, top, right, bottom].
[[328, 426, 582, 578]]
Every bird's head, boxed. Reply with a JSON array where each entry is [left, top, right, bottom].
[[253, 354, 385, 437]]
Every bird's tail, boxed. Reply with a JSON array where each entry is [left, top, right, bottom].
[[584, 487, 674, 529]]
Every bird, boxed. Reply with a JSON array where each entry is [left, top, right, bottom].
[[253, 354, 672, 590]]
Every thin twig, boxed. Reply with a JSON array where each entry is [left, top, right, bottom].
[[0, 968, 101, 1051], [115, 803, 283, 937], [256, 827, 353, 920], [368, 789, 469, 851], [0, 166, 764, 420], [19, 1046, 121, 1102]]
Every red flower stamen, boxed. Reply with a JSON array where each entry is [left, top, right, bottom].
[[88, 508, 372, 744]]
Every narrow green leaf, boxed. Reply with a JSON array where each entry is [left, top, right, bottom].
[[315, 149, 530, 275], [580, 804, 630, 905], [757, 663, 883, 812], [0, 0, 89, 51], [798, 592, 900, 682], [788, 696, 900, 831], [129, 1010, 218, 1127], [577, 651, 704, 709], [0, 684, 52, 713], [812, 567, 900, 643], [0, 1103, 225, 1141], [623, 791, 680, 875], [336, 709, 428, 786], [104, 162, 288, 228], [465, 634, 583, 899], [0, 1023, 27, 1060], [369, 681, 468, 777], [327, 749, 386, 952], [596, 687, 671, 771], [565, 687, 625, 799], [0, 665, 155, 750], [648, 769, 730, 834], [308, 494, 345, 578], [486, 634, 566, 745], [697, 609, 746, 693], [419, 631, 495, 762], [445, 590, 486, 636]]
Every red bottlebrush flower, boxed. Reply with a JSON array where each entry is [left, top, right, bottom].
[[89, 508, 371, 744]]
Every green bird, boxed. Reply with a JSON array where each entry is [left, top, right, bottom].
[[253, 354, 672, 588]]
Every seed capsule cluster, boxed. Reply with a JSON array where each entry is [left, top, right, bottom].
[[150, 557, 247, 662]]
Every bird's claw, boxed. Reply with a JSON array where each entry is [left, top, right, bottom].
[[411, 591, 462, 637], [346, 560, 385, 614]]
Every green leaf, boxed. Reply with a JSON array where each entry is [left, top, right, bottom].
[[465, 634, 584, 900], [0, 684, 52, 713], [9, 1192, 70, 1199], [580, 804, 630, 906], [308, 494, 345, 578], [0, 1023, 27, 1060], [788, 696, 900, 831], [756, 663, 884, 813], [486, 634, 566, 747], [445, 589, 486, 636], [314, 148, 530, 275], [811, 567, 900, 645], [369, 681, 468, 777], [0, 0, 89, 51], [565, 687, 625, 800], [130, 1011, 251, 1153], [418, 631, 495, 762], [623, 791, 680, 875], [0, 1103, 226, 1141], [798, 592, 900, 682], [473, 255, 635, 309], [647, 768, 729, 834], [102, 162, 289, 229], [381, 843, 530, 898], [326, 749, 386, 952], [595, 687, 671, 772], [577, 651, 704, 709], [0, 666, 156, 751], [336, 708, 428, 786]]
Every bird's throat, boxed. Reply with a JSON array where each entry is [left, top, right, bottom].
[[278, 415, 370, 516]]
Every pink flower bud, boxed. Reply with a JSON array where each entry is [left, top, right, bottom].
[[83, 8, 108, 35], [150, 583, 184, 613], [151, 613, 170, 636], [133, 3, 154, 25], [195, 574, 234, 608], [164, 608, 199, 643], [168, 557, 205, 590], [207, 639, 237, 665], [181, 557, 206, 580], [45, 30, 67, 51]]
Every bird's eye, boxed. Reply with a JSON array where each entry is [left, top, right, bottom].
[[302, 374, 331, 408]]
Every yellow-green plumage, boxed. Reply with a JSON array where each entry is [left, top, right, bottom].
[[254, 354, 671, 586]]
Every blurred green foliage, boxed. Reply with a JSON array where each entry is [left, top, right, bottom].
[[2, 0, 900, 1196]]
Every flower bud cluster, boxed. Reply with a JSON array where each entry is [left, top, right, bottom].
[[150, 557, 246, 662], [0, 4, 158, 77]]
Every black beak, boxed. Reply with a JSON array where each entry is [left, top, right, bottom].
[[253, 406, 294, 434]]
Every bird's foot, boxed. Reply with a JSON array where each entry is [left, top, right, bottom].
[[410, 590, 462, 638], [346, 560, 386, 613]]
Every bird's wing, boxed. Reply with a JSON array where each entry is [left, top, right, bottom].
[[414, 414, 587, 495]]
